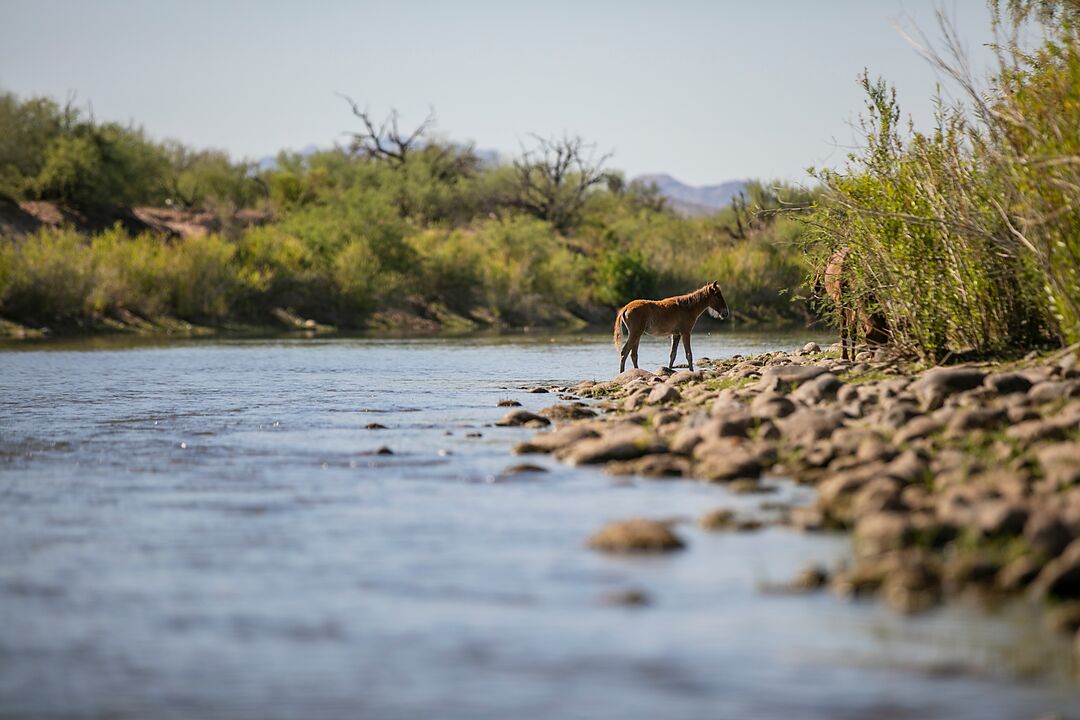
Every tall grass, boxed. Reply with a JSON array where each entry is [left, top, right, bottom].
[[806, 4, 1079, 358]]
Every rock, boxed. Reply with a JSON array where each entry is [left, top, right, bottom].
[[788, 505, 827, 531], [557, 427, 660, 465], [588, 518, 685, 554], [750, 393, 796, 419], [501, 463, 549, 476], [1006, 405, 1041, 424], [854, 512, 914, 556], [669, 427, 703, 455], [852, 477, 905, 516], [365, 422, 387, 429], [613, 368, 655, 384], [667, 370, 704, 385], [910, 367, 986, 409], [727, 478, 776, 494], [883, 558, 942, 613], [1029, 380, 1080, 404], [698, 508, 736, 530], [1031, 538, 1080, 598], [944, 407, 1006, 436], [528, 387, 549, 394], [605, 453, 691, 478], [1037, 443, 1080, 489], [705, 411, 755, 439], [802, 341, 821, 353], [777, 408, 845, 447], [513, 425, 600, 454], [600, 588, 651, 607], [538, 403, 598, 422], [496, 409, 551, 427], [647, 384, 682, 405], [793, 565, 828, 590], [880, 403, 921, 431], [1006, 419, 1068, 444], [997, 556, 1043, 592], [884, 450, 929, 484], [695, 446, 764, 482], [984, 372, 1034, 395], [792, 373, 843, 404], [496, 399, 522, 407], [974, 499, 1028, 537], [758, 364, 829, 392], [818, 463, 883, 508], [375, 446, 393, 455], [832, 562, 887, 596], [1047, 602, 1080, 632], [1024, 511, 1075, 557]]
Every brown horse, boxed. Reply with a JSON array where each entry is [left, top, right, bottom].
[[614, 282, 729, 373], [822, 247, 888, 360]]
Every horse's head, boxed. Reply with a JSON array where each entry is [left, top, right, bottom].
[[706, 281, 729, 320]]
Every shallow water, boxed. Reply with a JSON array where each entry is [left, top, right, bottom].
[[1, 331, 1078, 720]]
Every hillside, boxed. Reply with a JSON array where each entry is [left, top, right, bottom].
[[632, 174, 748, 216]]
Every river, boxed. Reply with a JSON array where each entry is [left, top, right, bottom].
[[1, 331, 1078, 719]]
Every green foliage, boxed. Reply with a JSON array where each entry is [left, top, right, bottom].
[[594, 249, 657, 307], [805, 7, 1079, 358], [0, 93, 816, 333]]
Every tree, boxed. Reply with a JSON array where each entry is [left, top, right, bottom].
[[511, 134, 611, 234], [338, 95, 434, 166]]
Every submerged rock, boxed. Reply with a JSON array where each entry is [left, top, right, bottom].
[[588, 518, 685, 554]]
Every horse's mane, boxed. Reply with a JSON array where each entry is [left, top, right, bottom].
[[673, 284, 713, 308]]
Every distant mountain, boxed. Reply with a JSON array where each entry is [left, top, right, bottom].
[[632, 174, 748, 216]]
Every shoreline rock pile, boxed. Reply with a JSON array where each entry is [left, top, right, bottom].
[[512, 342, 1080, 631]]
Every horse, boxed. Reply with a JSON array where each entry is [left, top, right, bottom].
[[821, 247, 888, 360], [613, 281, 729, 373]]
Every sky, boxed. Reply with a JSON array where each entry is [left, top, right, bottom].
[[0, 0, 1002, 185]]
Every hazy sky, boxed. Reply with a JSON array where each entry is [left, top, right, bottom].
[[0, 0, 1000, 184]]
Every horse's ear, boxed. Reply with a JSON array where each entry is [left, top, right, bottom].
[[711, 281, 719, 290]]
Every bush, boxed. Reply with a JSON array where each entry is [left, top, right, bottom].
[[0, 228, 94, 321], [169, 234, 238, 320], [593, 249, 657, 308]]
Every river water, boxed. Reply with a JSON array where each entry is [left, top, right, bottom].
[[1, 331, 1078, 719]]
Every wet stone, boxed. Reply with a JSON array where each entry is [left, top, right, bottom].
[[588, 519, 685, 554], [501, 463, 548, 476], [538, 403, 598, 422], [497, 399, 522, 407], [496, 409, 551, 427]]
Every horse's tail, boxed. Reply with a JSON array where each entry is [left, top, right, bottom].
[[613, 307, 625, 350]]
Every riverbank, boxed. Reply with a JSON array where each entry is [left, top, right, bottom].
[[510, 343, 1080, 651]]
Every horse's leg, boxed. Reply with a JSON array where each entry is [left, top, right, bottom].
[[629, 328, 644, 369], [668, 334, 679, 369], [620, 324, 641, 372], [839, 310, 848, 360], [681, 332, 694, 372]]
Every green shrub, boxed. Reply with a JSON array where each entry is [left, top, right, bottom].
[[593, 249, 657, 307], [169, 234, 238, 320]]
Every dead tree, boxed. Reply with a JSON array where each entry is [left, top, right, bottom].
[[338, 94, 434, 165], [511, 134, 612, 234]]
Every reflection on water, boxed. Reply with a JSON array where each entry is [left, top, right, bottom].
[[1, 331, 1078, 719]]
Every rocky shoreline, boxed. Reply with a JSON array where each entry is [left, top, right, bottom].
[[501, 343, 1080, 654]]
